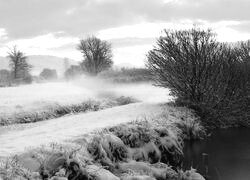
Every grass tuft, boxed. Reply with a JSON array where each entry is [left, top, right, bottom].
[[0, 96, 137, 126]]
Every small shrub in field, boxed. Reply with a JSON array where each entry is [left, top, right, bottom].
[[39, 68, 58, 80], [116, 96, 138, 106]]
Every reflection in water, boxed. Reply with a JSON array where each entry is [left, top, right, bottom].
[[183, 128, 250, 180]]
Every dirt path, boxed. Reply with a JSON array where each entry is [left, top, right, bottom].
[[0, 102, 166, 157]]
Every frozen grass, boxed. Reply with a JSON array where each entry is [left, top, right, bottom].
[[0, 96, 137, 126], [0, 157, 31, 180], [0, 104, 206, 180]]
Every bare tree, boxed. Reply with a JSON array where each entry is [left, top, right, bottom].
[[77, 36, 113, 75], [8, 46, 32, 82], [147, 28, 224, 104], [147, 28, 250, 127]]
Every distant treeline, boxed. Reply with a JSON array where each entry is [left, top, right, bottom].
[[0, 67, 59, 87], [147, 28, 250, 128], [1, 36, 126, 86], [99, 68, 152, 83]]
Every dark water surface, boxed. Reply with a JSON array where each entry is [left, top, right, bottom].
[[183, 128, 250, 180]]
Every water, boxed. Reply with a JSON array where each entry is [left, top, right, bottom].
[[183, 128, 250, 180]]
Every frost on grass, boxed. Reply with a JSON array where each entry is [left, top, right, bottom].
[[0, 105, 206, 180], [0, 157, 31, 180], [0, 96, 137, 126]]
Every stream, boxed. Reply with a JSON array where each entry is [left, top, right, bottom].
[[183, 128, 250, 180]]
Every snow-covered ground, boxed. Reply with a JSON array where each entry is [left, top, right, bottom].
[[0, 82, 95, 116], [0, 103, 167, 157], [0, 79, 172, 157], [0, 79, 170, 115]]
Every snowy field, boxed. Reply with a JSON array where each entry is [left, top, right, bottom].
[[0, 82, 95, 115], [0, 78, 172, 156], [0, 77, 171, 116]]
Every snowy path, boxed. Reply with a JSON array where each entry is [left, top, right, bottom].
[[0, 82, 172, 157], [0, 102, 165, 157]]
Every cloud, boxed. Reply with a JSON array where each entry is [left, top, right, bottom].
[[97, 20, 249, 43], [0, 32, 79, 58], [0, 28, 8, 42], [0, 0, 250, 67], [0, 0, 249, 39], [98, 23, 168, 39], [66, 8, 77, 15], [1, 19, 249, 66], [108, 37, 156, 48], [113, 45, 153, 67], [7, 32, 78, 49]]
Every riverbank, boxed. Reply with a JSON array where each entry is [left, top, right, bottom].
[[183, 127, 250, 180], [0, 104, 206, 180]]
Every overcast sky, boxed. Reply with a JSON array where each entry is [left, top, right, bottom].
[[0, 0, 250, 66]]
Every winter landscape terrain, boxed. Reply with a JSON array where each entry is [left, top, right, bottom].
[[0, 81, 171, 157], [1, 0, 250, 180]]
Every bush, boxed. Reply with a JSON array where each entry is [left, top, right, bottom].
[[0, 69, 11, 87], [147, 28, 250, 128], [40, 68, 58, 80], [64, 65, 82, 80]]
